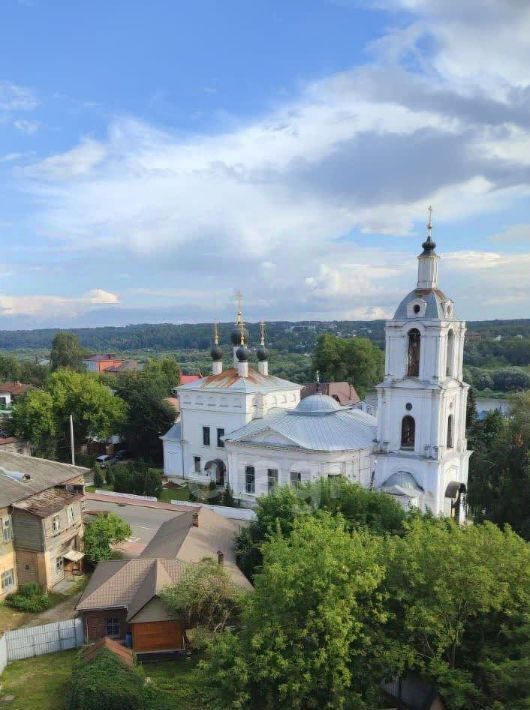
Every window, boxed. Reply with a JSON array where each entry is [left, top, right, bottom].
[[245, 466, 255, 494], [67, 506, 75, 525], [407, 328, 421, 377], [2, 517, 13, 543], [1, 569, 14, 590], [267, 469, 278, 491], [446, 329, 455, 377], [447, 415, 454, 448], [202, 426, 210, 446], [52, 515, 60, 533], [55, 557, 64, 575], [401, 415, 416, 450], [290, 471, 301, 487], [194, 456, 201, 474], [106, 617, 120, 637], [217, 428, 225, 448]]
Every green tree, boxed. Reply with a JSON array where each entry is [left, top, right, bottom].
[[312, 334, 384, 398], [162, 558, 244, 635], [143, 355, 181, 394], [9, 389, 57, 457], [50, 331, 85, 371], [112, 461, 162, 498], [84, 512, 131, 565], [113, 372, 175, 462], [202, 514, 389, 709]]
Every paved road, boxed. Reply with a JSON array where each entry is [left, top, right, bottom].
[[85, 500, 183, 556]]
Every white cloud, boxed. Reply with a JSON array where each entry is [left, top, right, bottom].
[[0, 289, 120, 318], [13, 119, 39, 135], [85, 289, 120, 304], [0, 81, 37, 111], [490, 224, 530, 244]]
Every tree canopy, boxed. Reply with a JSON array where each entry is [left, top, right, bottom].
[[50, 331, 85, 371], [84, 512, 131, 565], [312, 334, 384, 398]]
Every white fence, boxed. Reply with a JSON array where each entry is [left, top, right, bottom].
[[94, 489, 158, 502], [170, 499, 256, 521], [2, 618, 84, 663]]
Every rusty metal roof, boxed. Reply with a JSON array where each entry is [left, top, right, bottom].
[[178, 367, 300, 394], [13, 487, 82, 518]]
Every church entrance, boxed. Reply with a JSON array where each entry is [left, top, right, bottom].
[[205, 459, 226, 487]]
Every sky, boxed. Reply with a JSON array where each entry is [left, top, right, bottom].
[[1, 0, 530, 329]]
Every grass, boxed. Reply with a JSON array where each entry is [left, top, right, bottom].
[[0, 648, 77, 709], [86, 479, 193, 503], [0, 649, 202, 709]]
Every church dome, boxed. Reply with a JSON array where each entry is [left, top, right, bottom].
[[295, 393, 342, 415], [394, 288, 455, 321], [257, 344, 269, 361], [236, 344, 250, 362], [231, 326, 249, 346], [381, 471, 423, 492], [210, 343, 223, 361]]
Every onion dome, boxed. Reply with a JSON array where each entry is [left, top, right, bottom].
[[421, 234, 436, 256], [210, 343, 223, 361], [231, 325, 249, 346], [257, 344, 269, 361], [236, 343, 250, 362]]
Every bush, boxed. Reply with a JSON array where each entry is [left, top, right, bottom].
[[68, 648, 147, 710], [105, 466, 115, 486], [6, 582, 50, 612], [93, 467, 104, 488], [112, 461, 162, 498]]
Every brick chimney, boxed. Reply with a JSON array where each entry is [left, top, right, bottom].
[[217, 550, 224, 566], [192, 511, 199, 527]]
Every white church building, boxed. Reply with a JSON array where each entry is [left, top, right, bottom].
[[162, 220, 470, 519]]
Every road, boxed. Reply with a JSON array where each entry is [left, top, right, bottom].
[[85, 500, 182, 557]]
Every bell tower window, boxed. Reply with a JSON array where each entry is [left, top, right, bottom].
[[407, 329, 421, 377], [401, 415, 415, 450], [446, 329, 454, 377], [447, 415, 454, 448]]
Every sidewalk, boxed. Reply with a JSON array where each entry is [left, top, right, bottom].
[[84, 491, 193, 512]]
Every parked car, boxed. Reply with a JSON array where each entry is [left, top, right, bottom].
[[113, 449, 130, 461], [95, 454, 113, 468]]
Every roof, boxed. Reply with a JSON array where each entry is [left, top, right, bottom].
[[160, 422, 181, 442], [295, 394, 342, 414], [76, 558, 188, 614], [178, 367, 300, 394], [0, 382, 32, 396], [77, 507, 252, 615], [105, 360, 140, 373], [225, 404, 377, 452], [394, 288, 454, 320], [0, 451, 87, 508], [301, 382, 360, 406], [81, 637, 135, 667], [180, 374, 202, 384], [13, 487, 82, 518], [83, 354, 121, 362]]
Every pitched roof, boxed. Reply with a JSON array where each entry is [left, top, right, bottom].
[[0, 451, 87, 508], [126, 559, 174, 620], [140, 513, 194, 559], [0, 382, 32, 396], [81, 637, 134, 667], [301, 382, 360, 406], [83, 354, 121, 362], [160, 422, 181, 442], [178, 367, 300, 394], [76, 558, 188, 613], [13, 487, 82, 518], [180, 374, 202, 384], [225, 405, 377, 452]]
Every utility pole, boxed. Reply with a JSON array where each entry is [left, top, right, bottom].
[[69, 414, 75, 465]]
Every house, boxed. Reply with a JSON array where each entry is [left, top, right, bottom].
[[0, 382, 32, 415], [104, 359, 141, 374], [76, 507, 251, 653], [0, 451, 87, 597], [82, 354, 126, 373], [381, 675, 446, 710], [301, 381, 360, 406], [0, 425, 30, 456]]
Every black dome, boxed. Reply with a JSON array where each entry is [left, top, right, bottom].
[[257, 344, 269, 361], [236, 344, 250, 362], [231, 326, 249, 346], [210, 343, 223, 361]]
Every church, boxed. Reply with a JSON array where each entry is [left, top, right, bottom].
[[162, 217, 470, 519]]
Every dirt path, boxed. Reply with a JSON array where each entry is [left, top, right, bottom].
[[24, 590, 85, 627]]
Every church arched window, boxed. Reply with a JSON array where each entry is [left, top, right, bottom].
[[407, 329, 421, 377], [447, 414, 454, 448], [401, 415, 415, 450], [446, 329, 455, 377]]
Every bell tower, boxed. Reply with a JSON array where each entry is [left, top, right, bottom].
[[373, 209, 470, 519]]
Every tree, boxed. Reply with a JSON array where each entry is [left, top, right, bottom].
[[112, 461, 162, 498], [236, 479, 406, 579], [161, 558, 244, 635], [143, 355, 181, 394], [50, 331, 85, 371], [201, 514, 389, 709], [9, 389, 57, 457], [112, 372, 175, 462], [84, 512, 131, 565], [467, 392, 530, 539], [312, 334, 384, 398]]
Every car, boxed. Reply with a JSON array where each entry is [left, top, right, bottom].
[[95, 454, 113, 468], [113, 449, 130, 461]]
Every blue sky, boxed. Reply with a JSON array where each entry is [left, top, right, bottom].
[[1, 0, 529, 328]]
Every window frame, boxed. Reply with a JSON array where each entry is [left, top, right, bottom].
[[2, 517, 13, 543], [51, 515, 61, 534], [193, 456, 201, 474], [1, 568, 15, 590], [267, 468, 279, 491], [290, 471, 302, 487], [55, 557, 64, 575], [401, 415, 416, 450], [202, 426, 211, 447], [245, 466, 255, 494], [407, 328, 421, 377], [217, 428, 225, 448], [67, 506, 75, 525], [105, 617, 121, 638], [447, 414, 454, 449]]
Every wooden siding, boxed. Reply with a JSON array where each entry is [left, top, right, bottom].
[[131, 621, 185, 652], [11, 510, 44, 552], [42, 501, 83, 551], [82, 609, 129, 642]]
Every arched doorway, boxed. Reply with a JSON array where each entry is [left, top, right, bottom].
[[205, 459, 226, 486], [445, 481, 466, 522]]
